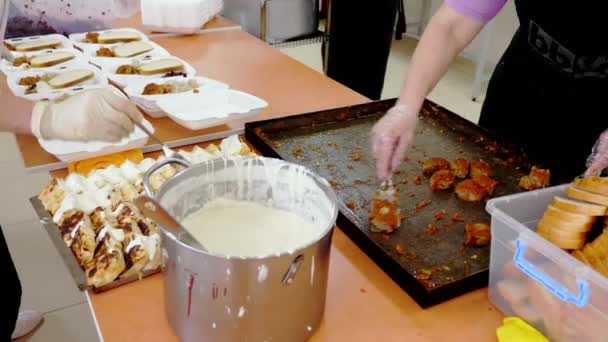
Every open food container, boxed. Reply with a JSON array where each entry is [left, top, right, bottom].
[[0, 48, 89, 75], [6, 64, 109, 101], [96, 55, 196, 88], [156, 89, 268, 130], [486, 185, 608, 342], [142, 156, 338, 341], [124, 76, 230, 117], [68, 27, 150, 50], [38, 118, 154, 162], [81, 41, 170, 67], [3, 34, 74, 54]]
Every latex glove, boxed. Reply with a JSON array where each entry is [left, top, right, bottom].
[[31, 88, 144, 142], [371, 104, 418, 180], [584, 129, 608, 177]]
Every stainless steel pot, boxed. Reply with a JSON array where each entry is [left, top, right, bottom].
[[143, 157, 338, 342]]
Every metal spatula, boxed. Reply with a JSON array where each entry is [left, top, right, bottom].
[[134, 195, 206, 252]]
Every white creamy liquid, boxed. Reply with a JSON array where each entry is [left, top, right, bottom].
[[181, 198, 320, 257]]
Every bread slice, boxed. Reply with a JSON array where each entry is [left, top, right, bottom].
[[537, 218, 589, 239], [572, 250, 590, 265], [552, 196, 606, 216], [575, 177, 608, 196], [565, 186, 608, 206], [30, 51, 75, 68], [48, 69, 94, 89], [113, 41, 153, 58], [15, 39, 62, 52], [97, 31, 141, 44], [543, 205, 595, 225], [138, 58, 184, 75]]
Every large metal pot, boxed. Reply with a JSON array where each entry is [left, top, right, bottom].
[[143, 157, 338, 342]]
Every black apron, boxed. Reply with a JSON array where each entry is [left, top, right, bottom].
[[478, 1, 608, 182]]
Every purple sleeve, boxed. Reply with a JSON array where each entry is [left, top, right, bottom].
[[445, 0, 507, 22]]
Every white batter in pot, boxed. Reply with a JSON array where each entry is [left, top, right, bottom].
[[181, 198, 320, 257]]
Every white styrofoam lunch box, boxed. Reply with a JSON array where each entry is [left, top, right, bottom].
[[4, 34, 74, 54], [96, 55, 197, 88], [68, 27, 149, 50], [81, 40, 170, 67], [0, 48, 89, 75], [123, 75, 229, 117], [6, 65, 109, 101], [486, 185, 608, 342], [156, 89, 268, 130]]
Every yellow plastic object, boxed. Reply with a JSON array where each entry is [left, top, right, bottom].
[[68, 149, 144, 175], [496, 317, 549, 342]]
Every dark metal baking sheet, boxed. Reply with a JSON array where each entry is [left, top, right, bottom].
[[245, 98, 542, 308], [30, 196, 161, 293]]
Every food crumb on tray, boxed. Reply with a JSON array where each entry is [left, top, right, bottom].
[[464, 223, 491, 247]]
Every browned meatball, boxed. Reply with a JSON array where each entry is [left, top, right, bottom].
[[455, 179, 487, 202], [472, 175, 498, 195], [422, 157, 450, 176], [451, 158, 469, 178], [430, 170, 455, 190], [470, 160, 492, 178]]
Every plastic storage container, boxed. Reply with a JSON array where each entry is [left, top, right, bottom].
[[486, 184, 608, 342]]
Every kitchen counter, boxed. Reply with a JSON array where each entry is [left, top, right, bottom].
[[13, 16, 504, 341]]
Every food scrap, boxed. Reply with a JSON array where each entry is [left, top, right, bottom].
[[451, 213, 464, 222], [84, 31, 99, 43], [349, 150, 362, 162], [292, 146, 303, 159], [430, 170, 455, 190], [413, 175, 422, 185], [519, 166, 551, 191], [96, 46, 114, 57], [346, 200, 356, 210], [426, 224, 439, 234], [422, 157, 450, 176], [415, 200, 432, 210], [395, 243, 406, 255], [433, 211, 443, 221], [464, 223, 491, 247]]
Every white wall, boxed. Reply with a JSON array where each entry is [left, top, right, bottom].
[[403, 0, 519, 68]]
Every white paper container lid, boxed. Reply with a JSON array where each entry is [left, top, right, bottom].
[[96, 55, 197, 88], [157, 89, 268, 130], [68, 27, 150, 50], [6, 65, 109, 102], [4, 34, 74, 54], [38, 118, 155, 162], [124, 75, 229, 116], [0, 48, 89, 75]]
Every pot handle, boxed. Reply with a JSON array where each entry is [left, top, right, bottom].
[[143, 158, 191, 197], [282, 254, 304, 285]]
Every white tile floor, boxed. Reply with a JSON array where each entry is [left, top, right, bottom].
[[0, 37, 487, 341]]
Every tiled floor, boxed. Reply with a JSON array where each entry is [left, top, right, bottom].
[[0, 37, 487, 341]]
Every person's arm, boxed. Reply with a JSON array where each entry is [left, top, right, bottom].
[[372, 0, 506, 180], [396, 3, 486, 112], [0, 109, 32, 134]]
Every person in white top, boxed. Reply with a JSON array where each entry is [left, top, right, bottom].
[[0, 2, 145, 339]]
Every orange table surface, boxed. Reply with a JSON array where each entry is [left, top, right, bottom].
[[90, 229, 502, 341], [10, 19, 367, 172]]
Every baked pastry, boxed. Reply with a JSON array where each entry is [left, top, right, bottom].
[[450, 158, 469, 179], [57, 210, 98, 267], [422, 157, 449, 176]]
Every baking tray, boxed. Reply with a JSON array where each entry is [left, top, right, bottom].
[[245, 98, 545, 308], [30, 196, 160, 293]]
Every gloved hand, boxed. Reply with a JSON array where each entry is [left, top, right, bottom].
[[585, 129, 608, 177], [371, 103, 418, 180], [31, 88, 143, 142]]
